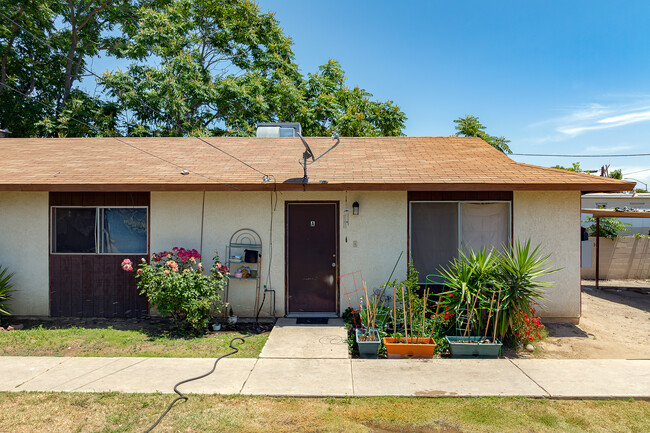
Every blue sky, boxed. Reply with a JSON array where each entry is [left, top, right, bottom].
[[253, 0, 650, 189]]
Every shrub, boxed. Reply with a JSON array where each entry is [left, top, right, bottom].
[[0, 265, 16, 318], [122, 247, 228, 334], [436, 240, 558, 344], [583, 216, 630, 239]]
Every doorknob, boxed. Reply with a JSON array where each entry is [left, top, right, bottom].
[[331, 262, 336, 268]]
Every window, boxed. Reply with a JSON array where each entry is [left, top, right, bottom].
[[410, 201, 511, 283], [52, 207, 148, 254]]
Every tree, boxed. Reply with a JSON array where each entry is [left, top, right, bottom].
[[609, 169, 622, 179], [453, 115, 511, 153], [101, 1, 405, 137], [0, 0, 135, 137], [550, 162, 585, 172], [2, 0, 405, 137]]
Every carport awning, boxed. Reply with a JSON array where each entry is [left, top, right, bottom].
[[581, 208, 650, 218]]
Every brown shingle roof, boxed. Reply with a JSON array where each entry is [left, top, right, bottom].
[[0, 136, 634, 192]]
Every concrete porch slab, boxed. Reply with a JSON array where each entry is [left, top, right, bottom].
[[241, 358, 353, 396], [511, 359, 650, 398], [352, 359, 548, 397], [259, 318, 348, 359], [70, 357, 257, 394]]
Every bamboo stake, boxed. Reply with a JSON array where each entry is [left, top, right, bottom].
[[420, 288, 429, 342], [428, 295, 441, 341], [408, 289, 413, 344], [493, 288, 503, 343], [401, 285, 408, 343], [463, 292, 479, 341], [393, 283, 397, 338], [363, 281, 370, 336], [483, 290, 497, 341]]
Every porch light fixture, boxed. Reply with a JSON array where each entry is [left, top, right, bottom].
[[352, 201, 359, 215]]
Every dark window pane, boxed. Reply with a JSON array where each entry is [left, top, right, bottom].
[[411, 202, 458, 283], [53, 208, 96, 253], [101, 208, 148, 254]]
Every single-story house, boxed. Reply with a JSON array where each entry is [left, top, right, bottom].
[[0, 133, 634, 323]]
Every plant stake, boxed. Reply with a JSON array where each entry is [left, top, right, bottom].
[[483, 290, 497, 341]]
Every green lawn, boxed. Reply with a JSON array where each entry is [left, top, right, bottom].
[[0, 326, 268, 358], [0, 393, 647, 432]]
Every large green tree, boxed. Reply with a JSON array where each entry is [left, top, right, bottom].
[[453, 114, 511, 153], [1, 0, 405, 137], [0, 0, 136, 136]]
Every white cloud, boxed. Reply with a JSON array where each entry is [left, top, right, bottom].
[[531, 101, 650, 139]]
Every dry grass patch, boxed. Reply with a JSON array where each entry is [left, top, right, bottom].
[[0, 326, 268, 358], [0, 393, 648, 432]]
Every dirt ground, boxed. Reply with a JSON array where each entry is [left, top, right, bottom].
[[534, 279, 650, 359]]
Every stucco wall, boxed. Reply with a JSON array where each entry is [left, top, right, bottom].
[[151, 191, 408, 317], [0, 192, 49, 316], [513, 190, 581, 321]]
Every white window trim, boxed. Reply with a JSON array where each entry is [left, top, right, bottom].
[[50, 206, 149, 255]]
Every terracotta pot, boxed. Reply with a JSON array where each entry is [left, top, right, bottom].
[[383, 337, 437, 359]]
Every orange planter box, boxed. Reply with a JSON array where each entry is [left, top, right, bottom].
[[383, 337, 437, 359]]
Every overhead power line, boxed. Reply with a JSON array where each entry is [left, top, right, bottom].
[[0, 11, 269, 178], [511, 152, 650, 158]]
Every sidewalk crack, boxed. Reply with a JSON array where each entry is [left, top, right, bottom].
[[239, 358, 259, 394], [14, 357, 70, 389], [70, 358, 148, 392], [508, 359, 551, 397]]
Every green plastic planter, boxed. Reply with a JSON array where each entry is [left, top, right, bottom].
[[355, 328, 380, 359], [445, 336, 502, 358]]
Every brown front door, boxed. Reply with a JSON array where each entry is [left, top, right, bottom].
[[286, 202, 338, 314]]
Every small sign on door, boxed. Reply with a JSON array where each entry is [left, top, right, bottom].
[[310, 221, 316, 227]]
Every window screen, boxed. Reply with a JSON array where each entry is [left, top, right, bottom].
[[53, 208, 97, 253], [101, 208, 148, 254], [460, 203, 510, 254], [411, 202, 458, 283]]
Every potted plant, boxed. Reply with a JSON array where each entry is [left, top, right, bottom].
[[355, 282, 381, 359], [383, 265, 437, 359], [438, 241, 556, 358]]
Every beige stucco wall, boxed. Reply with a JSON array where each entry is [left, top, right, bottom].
[[513, 190, 581, 321], [0, 192, 49, 316], [151, 191, 408, 317]]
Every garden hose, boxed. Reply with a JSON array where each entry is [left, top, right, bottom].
[[144, 336, 248, 433]]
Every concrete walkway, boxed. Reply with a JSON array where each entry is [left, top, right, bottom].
[[259, 318, 348, 359], [2, 356, 649, 398]]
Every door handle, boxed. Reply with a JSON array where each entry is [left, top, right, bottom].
[[331, 262, 336, 268]]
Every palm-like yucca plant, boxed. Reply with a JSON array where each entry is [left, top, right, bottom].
[[493, 240, 559, 341], [437, 248, 502, 334], [0, 265, 16, 316]]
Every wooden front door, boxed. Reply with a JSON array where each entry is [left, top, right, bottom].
[[286, 202, 338, 314]]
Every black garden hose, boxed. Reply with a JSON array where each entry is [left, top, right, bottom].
[[144, 336, 248, 432]]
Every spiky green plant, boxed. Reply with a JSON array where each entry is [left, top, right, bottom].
[[493, 240, 559, 341], [0, 265, 16, 316], [437, 248, 503, 336]]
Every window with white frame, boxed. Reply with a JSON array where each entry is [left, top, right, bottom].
[[52, 207, 148, 254], [410, 201, 511, 283]]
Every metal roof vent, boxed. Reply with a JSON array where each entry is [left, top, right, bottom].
[[256, 122, 301, 137]]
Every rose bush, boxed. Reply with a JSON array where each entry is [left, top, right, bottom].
[[122, 247, 228, 334]]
